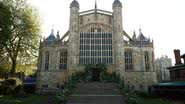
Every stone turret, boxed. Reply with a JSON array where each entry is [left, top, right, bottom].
[[112, 0, 125, 70], [70, 0, 79, 9], [56, 30, 60, 40], [68, 0, 80, 70], [113, 0, 122, 8], [132, 30, 136, 40]]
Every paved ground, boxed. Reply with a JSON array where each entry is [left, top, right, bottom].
[[67, 82, 125, 104]]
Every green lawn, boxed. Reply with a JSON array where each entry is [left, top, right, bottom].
[[0, 94, 53, 104], [0, 94, 172, 104], [138, 97, 171, 104]]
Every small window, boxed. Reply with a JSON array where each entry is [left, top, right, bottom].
[[45, 52, 49, 70], [125, 50, 133, 70], [59, 51, 67, 70], [145, 51, 150, 71]]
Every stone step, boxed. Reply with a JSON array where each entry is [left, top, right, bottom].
[[67, 82, 125, 104], [67, 95, 125, 104], [73, 82, 121, 95]]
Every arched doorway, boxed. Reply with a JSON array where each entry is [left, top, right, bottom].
[[92, 68, 100, 81]]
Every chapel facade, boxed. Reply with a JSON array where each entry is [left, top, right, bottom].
[[36, 0, 157, 93]]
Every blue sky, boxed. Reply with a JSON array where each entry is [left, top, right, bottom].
[[30, 0, 185, 64]]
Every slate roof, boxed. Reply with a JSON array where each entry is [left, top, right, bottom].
[[45, 29, 56, 44], [46, 35, 56, 41]]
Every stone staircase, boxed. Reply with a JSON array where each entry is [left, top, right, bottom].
[[67, 82, 125, 104]]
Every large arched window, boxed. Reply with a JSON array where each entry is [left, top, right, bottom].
[[79, 24, 112, 64], [45, 52, 49, 70], [144, 51, 150, 71], [125, 50, 133, 70]]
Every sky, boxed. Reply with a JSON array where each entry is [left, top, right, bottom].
[[29, 0, 185, 65]]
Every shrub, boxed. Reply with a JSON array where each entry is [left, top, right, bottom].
[[55, 88, 69, 104], [101, 72, 121, 83], [55, 74, 78, 104], [119, 80, 125, 90], [0, 77, 23, 95], [125, 92, 139, 104]]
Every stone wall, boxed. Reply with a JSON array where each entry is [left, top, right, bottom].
[[125, 47, 154, 72], [36, 70, 69, 94], [79, 13, 112, 27], [39, 46, 67, 71], [123, 71, 157, 92]]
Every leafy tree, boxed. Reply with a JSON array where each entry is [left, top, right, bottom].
[[0, 1, 12, 48], [0, 0, 40, 74], [0, 1, 12, 75]]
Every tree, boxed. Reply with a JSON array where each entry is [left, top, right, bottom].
[[0, 0, 40, 74], [0, 1, 12, 48], [0, 1, 12, 75]]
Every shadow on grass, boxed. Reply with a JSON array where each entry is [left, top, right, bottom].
[[0, 94, 52, 104], [137, 96, 172, 104]]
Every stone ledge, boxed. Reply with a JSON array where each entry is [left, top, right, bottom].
[[37, 70, 67, 72], [36, 88, 59, 95], [125, 71, 156, 73]]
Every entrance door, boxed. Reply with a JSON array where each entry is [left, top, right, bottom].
[[92, 68, 100, 81]]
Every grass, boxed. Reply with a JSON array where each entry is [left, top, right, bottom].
[[0, 94, 53, 104], [137, 96, 172, 104]]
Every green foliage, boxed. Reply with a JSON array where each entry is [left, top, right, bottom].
[[16, 64, 36, 77], [0, 0, 41, 74], [55, 72, 80, 104], [137, 97, 172, 104], [95, 64, 107, 73], [0, 77, 23, 95], [120, 82, 139, 104], [75, 71, 92, 82], [0, 94, 51, 104], [119, 79, 125, 90], [0, 1, 12, 75], [0, 1, 12, 47], [101, 72, 121, 83], [125, 92, 139, 104], [84, 64, 107, 73], [0, 64, 11, 75], [122, 86, 172, 104], [55, 88, 69, 104]]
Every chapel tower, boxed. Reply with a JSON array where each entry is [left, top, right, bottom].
[[68, 0, 80, 70], [112, 0, 125, 70]]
